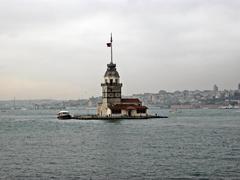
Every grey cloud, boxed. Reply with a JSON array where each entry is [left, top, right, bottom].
[[0, 0, 240, 99]]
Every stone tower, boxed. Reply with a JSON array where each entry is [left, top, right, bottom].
[[97, 34, 148, 117], [213, 84, 218, 92], [97, 34, 122, 116], [101, 62, 122, 105]]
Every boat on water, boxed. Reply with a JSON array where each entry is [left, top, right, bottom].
[[57, 111, 72, 119]]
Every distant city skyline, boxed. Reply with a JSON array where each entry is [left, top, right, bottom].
[[1, 0, 240, 100]]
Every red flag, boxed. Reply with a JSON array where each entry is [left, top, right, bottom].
[[106, 42, 111, 47]]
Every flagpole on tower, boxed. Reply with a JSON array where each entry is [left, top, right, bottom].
[[110, 33, 113, 64], [106, 33, 113, 64]]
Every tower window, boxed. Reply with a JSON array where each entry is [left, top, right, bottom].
[[110, 79, 113, 84], [115, 79, 118, 83]]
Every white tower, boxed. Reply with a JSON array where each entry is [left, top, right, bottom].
[[97, 34, 122, 116]]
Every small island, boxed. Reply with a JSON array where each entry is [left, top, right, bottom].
[[59, 34, 167, 120]]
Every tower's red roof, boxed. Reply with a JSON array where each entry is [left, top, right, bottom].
[[121, 98, 141, 103]]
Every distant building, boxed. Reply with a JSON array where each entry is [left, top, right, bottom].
[[213, 84, 218, 92], [238, 83, 240, 90], [97, 35, 148, 117]]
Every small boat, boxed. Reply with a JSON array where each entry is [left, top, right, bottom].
[[57, 111, 72, 119]]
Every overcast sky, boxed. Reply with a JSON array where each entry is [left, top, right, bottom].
[[0, 0, 240, 100]]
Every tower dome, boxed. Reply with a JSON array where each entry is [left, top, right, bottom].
[[104, 62, 120, 84], [104, 62, 120, 78]]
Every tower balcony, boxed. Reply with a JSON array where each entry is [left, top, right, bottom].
[[101, 83, 123, 87]]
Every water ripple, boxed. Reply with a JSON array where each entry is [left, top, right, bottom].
[[0, 109, 240, 179]]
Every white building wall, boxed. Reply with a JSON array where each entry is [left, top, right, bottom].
[[97, 103, 109, 117], [132, 112, 147, 117], [122, 109, 147, 117], [106, 108, 112, 116], [121, 110, 128, 116]]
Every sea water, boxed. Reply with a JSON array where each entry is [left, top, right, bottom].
[[0, 108, 240, 179]]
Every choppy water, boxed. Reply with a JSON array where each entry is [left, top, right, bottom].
[[0, 108, 240, 179]]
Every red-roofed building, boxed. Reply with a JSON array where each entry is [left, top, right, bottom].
[[110, 104, 148, 117]]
